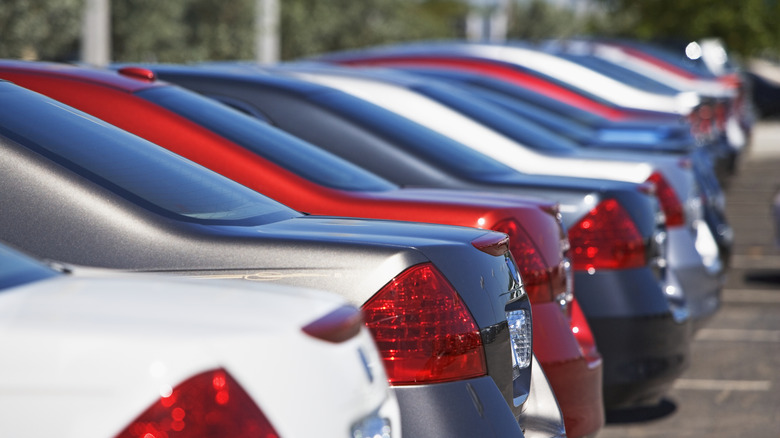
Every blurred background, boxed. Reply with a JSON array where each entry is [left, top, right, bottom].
[[2, 1, 780, 436], [2, 0, 779, 64], [6, 0, 780, 116]]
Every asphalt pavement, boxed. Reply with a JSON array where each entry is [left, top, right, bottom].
[[597, 120, 780, 438]]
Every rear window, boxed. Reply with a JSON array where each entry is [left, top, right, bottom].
[[417, 83, 581, 154], [559, 55, 679, 95], [139, 86, 396, 192], [311, 91, 520, 180], [0, 244, 58, 290], [0, 82, 299, 225]]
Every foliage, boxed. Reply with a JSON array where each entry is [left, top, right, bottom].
[[506, 0, 586, 42], [9, 0, 779, 62], [587, 0, 780, 57], [0, 0, 84, 60], [112, 0, 254, 62], [280, 0, 468, 60]]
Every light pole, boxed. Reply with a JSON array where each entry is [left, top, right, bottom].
[[255, 0, 280, 64], [81, 0, 111, 66], [466, 0, 509, 42]]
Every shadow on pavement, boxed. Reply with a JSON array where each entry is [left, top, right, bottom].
[[743, 269, 780, 285], [605, 398, 677, 424]]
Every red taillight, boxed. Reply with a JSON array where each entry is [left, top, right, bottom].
[[714, 101, 728, 132], [570, 298, 601, 367], [362, 263, 487, 385], [568, 199, 646, 271], [115, 369, 279, 438], [646, 171, 685, 227], [492, 218, 554, 303]]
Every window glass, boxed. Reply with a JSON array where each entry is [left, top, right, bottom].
[[0, 244, 58, 290], [0, 83, 298, 225], [417, 84, 581, 153], [140, 87, 396, 192], [311, 91, 519, 179], [559, 55, 679, 95]]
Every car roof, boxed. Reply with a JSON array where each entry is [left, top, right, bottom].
[[0, 59, 168, 93]]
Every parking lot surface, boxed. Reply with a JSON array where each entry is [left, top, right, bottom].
[[598, 121, 780, 438]]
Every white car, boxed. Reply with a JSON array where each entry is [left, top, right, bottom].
[[0, 243, 400, 438], [400, 42, 701, 115], [539, 39, 748, 151]]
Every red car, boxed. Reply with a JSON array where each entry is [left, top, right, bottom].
[[1, 61, 604, 437], [317, 48, 682, 123]]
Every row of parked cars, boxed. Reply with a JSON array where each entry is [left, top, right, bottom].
[[0, 36, 750, 437]]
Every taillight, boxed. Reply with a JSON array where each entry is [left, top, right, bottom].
[[115, 369, 279, 438], [570, 298, 601, 366], [646, 172, 685, 227], [568, 199, 646, 271], [492, 218, 553, 303], [362, 263, 487, 385], [714, 101, 728, 132]]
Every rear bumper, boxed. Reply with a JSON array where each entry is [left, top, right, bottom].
[[532, 301, 604, 438], [542, 356, 604, 438], [392, 376, 525, 438], [589, 313, 691, 409], [574, 267, 692, 410], [667, 225, 724, 328]]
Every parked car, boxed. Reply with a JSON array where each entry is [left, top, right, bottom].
[[377, 65, 734, 267], [129, 64, 693, 415], [1, 60, 584, 437], [387, 65, 725, 201], [537, 38, 747, 178], [588, 37, 754, 150], [313, 40, 740, 184], [0, 241, 400, 438], [278, 64, 724, 329], [315, 41, 687, 123], [308, 43, 733, 234], [0, 78, 538, 438]]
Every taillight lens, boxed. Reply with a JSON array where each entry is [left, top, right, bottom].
[[568, 199, 646, 271], [570, 298, 600, 366], [115, 369, 278, 438], [492, 218, 553, 303], [362, 263, 487, 385], [646, 171, 685, 227]]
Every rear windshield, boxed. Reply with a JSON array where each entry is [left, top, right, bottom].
[[0, 82, 299, 225], [0, 243, 59, 290], [558, 55, 680, 95], [139, 86, 396, 192], [466, 77, 609, 126], [310, 91, 520, 179], [417, 83, 581, 153]]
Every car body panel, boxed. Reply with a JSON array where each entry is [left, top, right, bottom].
[[0, 244, 400, 438], [280, 66, 722, 326], [133, 65, 692, 414], [0, 80, 530, 438]]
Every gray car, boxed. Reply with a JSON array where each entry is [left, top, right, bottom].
[[0, 80, 549, 437], [135, 64, 693, 411]]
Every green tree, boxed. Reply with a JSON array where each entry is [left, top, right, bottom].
[[589, 0, 780, 57], [0, 0, 84, 60], [183, 0, 254, 60], [505, 0, 585, 42], [112, 0, 254, 62], [280, 0, 468, 60]]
